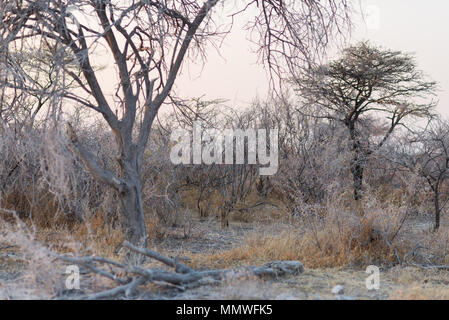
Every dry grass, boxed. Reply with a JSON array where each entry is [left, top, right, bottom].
[[387, 267, 449, 299], [188, 206, 407, 270], [3, 209, 449, 299], [2, 179, 449, 300], [389, 286, 449, 300], [0, 218, 68, 299]]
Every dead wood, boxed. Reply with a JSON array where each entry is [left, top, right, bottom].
[[57, 242, 304, 299]]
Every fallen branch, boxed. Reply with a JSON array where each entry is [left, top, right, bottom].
[[403, 243, 428, 263], [123, 241, 193, 274], [57, 243, 304, 299]]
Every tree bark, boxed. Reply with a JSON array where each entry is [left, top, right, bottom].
[[348, 122, 365, 201], [118, 172, 147, 247], [351, 157, 364, 201], [434, 184, 440, 230]]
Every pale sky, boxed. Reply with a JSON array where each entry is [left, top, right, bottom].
[[175, 0, 449, 115]]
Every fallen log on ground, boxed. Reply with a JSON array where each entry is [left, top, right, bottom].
[[57, 241, 304, 299]]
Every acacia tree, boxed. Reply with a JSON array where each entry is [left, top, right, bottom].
[[0, 0, 351, 246], [296, 41, 437, 201]]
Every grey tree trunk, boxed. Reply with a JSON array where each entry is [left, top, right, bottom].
[[348, 123, 365, 201], [115, 140, 148, 248], [434, 184, 440, 230], [351, 158, 364, 201], [118, 172, 147, 247]]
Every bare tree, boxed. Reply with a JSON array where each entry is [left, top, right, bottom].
[[396, 120, 449, 230], [0, 0, 351, 246], [296, 41, 437, 201]]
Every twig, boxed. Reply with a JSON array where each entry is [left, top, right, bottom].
[[384, 238, 402, 266]]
